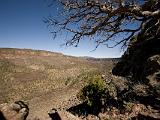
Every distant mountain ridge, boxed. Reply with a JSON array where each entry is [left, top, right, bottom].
[[0, 48, 120, 60], [0, 48, 64, 57], [79, 56, 120, 62]]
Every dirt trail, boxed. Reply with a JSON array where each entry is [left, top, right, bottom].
[[27, 83, 82, 119]]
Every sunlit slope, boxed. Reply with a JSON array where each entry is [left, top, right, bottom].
[[0, 48, 116, 104]]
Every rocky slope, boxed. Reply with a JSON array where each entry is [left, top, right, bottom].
[[0, 48, 117, 119], [0, 46, 159, 119]]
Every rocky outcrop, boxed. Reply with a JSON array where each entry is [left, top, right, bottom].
[[112, 36, 160, 81], [111, 16, 160, 119], [112, 28, 160, 91], [0, 101, 29, 120]]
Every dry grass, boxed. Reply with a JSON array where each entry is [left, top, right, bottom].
[[0, 48, 117, 118]]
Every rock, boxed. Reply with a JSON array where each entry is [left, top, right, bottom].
[[98, 112, 110, 120], [145, 55, 160, 76], [129, 104, 160, 119], [145, 55, 160, 91], [48, 108, 81, 120], [0, 101, 29, 120], [86, 114, 99, 120], [48, 108, 61, 120]]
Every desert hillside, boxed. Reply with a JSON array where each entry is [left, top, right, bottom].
[[0, 48, 117, 119]]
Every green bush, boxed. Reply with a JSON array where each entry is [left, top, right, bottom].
[[77, 75, 107, 107]]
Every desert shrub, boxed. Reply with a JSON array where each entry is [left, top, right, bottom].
[[77, 75, 108, 112]]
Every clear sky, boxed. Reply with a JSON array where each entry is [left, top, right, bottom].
[[0, 0, 124, 58]]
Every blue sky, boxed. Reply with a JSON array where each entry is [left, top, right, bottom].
[[0, 0, 123, 58]]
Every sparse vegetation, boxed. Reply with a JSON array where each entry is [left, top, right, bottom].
[[0, 48, 117, 119]]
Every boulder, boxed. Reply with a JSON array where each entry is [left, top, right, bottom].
[[0, 101, 29, 120], [48, 108, 61, 120]]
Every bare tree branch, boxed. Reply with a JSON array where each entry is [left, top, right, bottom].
[[45, 0, 160, 49]]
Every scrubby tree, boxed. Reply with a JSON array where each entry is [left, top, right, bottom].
[[77, 75, 108, 114], [45, 0, 160, 48]]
